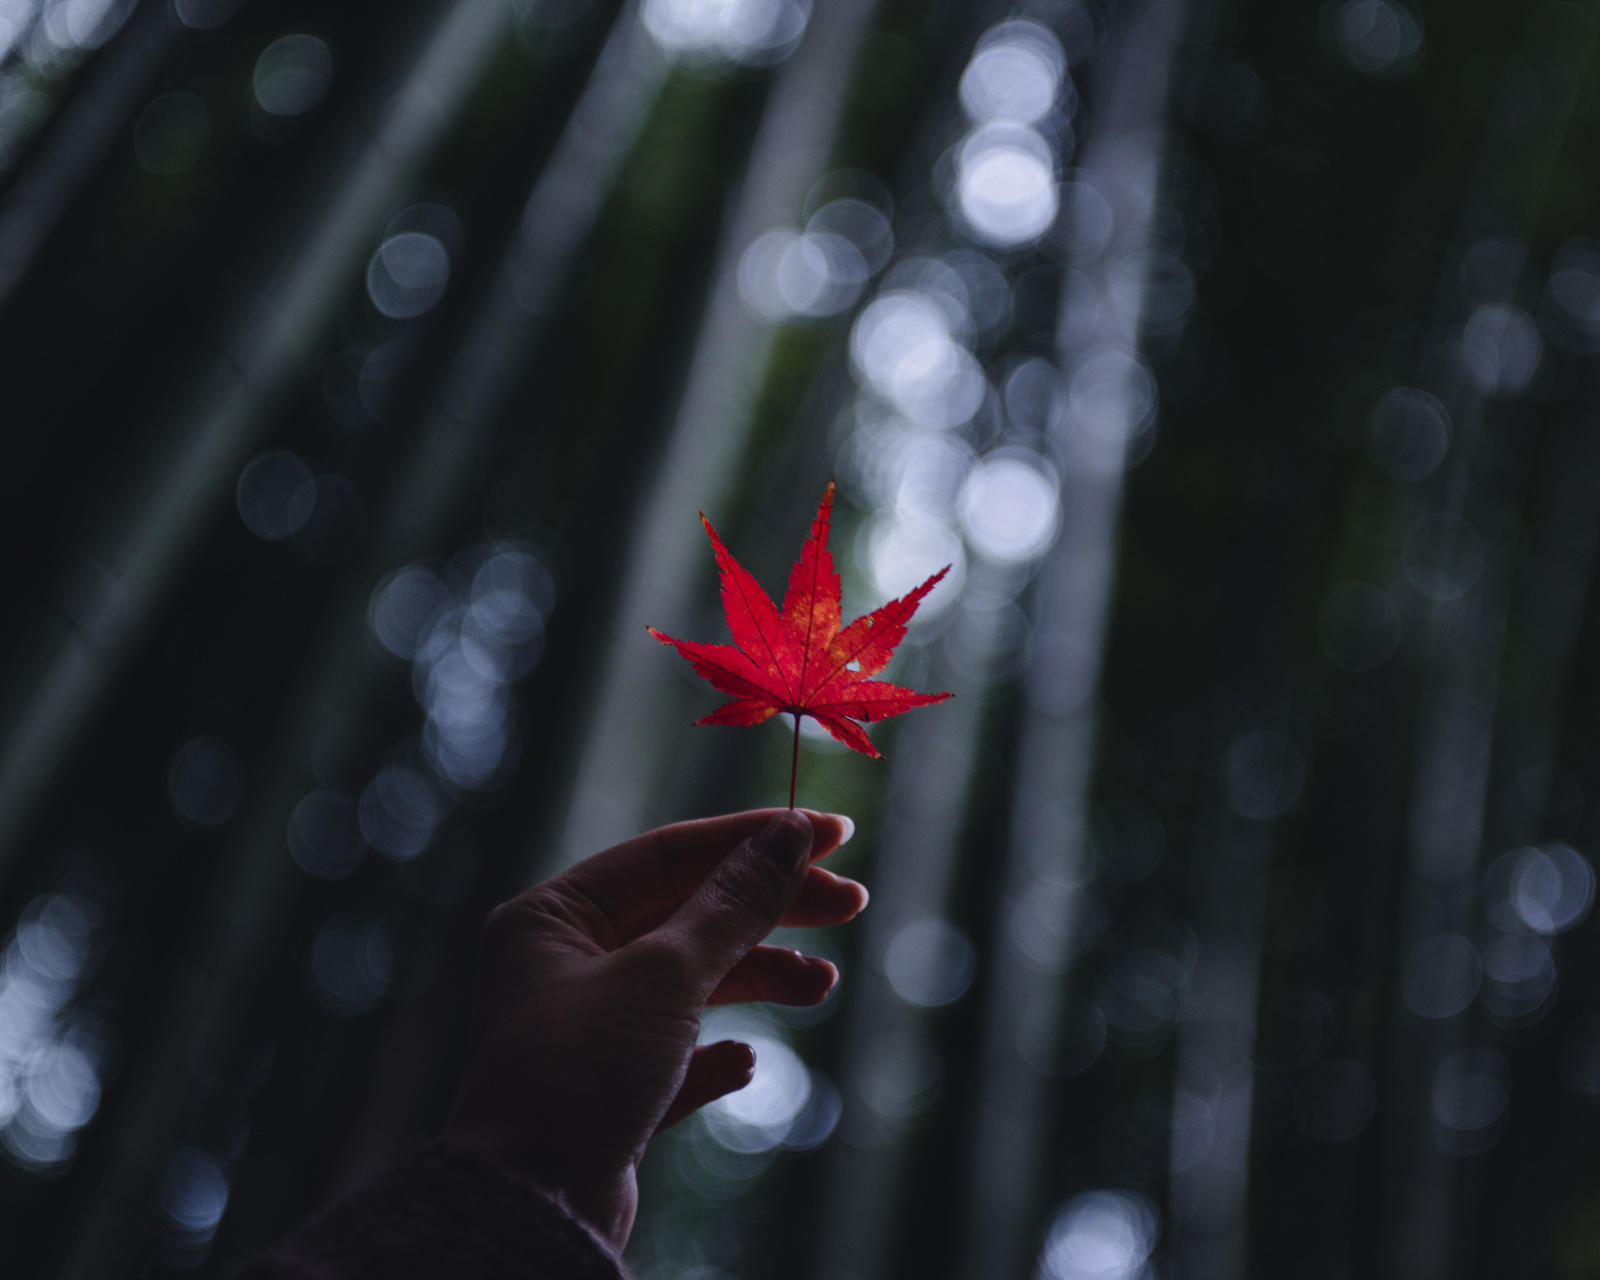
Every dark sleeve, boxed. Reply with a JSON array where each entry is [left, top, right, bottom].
[[229, 1143, 630, 1280]]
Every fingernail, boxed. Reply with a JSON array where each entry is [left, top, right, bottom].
[[754, 811, 812, 871], [830, 813, 856, 847], [804, 956, 839, 990]]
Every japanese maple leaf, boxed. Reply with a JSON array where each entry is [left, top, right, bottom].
[[648, 482, 951, 807]]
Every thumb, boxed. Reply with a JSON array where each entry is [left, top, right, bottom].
[[660, 811, 814, 992]]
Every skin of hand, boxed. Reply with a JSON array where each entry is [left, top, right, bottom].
[[441, 808, 865, 1249]]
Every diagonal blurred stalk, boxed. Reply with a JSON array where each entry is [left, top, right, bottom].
[[1381, 599, 1507, 1279], [1165, 750, 1272, 1277], [0, 0, 178, 307], [0, 0, 513, 883], [809, 596, 1016, 1280], [549, 0, 883, 873], [259, 0, 664, 785], [49, 1, 566, 1271], [1380, 9, 1600, 1275], [376, 0, 664, 565], [261, 0, 670, 1181], [67, 0, 655, 1201], [1499, 406, 1600, 807], [956, 3, 1189, 1277]]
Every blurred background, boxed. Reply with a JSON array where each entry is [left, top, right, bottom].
[[2, 0, 1599, 1276]]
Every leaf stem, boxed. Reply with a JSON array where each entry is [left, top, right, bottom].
[[789, 713, 800, 810]]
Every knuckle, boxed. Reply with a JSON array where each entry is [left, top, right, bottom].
[[625, 936, 699, 991], [479, 886, 564, 957], [481, 901, 522, 949], [482, 881, 610, 952]]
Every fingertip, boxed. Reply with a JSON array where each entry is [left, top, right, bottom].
[[799, 810, 855, 860], [708, 1038, 756, 1069], [658, 1041, 761, 1132], [821, 867, 870, 916], [804, 955, 840, 999]]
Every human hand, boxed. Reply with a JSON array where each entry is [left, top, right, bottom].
[[441, 809, 864, 1248]]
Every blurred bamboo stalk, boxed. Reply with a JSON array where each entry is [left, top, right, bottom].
[[0, 0, 513, 884], [69, 0, 654, 1228], [52, 4, 526, 1273], [809, 605, 1011, 1280], [1381, 8, 1600, 1274], [374, 0, 665, 570], [958, 2, 1190, 1276], [0, 0, 178, 306], [291, 0, 669, 1184], [1165, 763, 1273, 1276]]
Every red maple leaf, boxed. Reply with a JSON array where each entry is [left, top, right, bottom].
[[649, 482, 951, 807]]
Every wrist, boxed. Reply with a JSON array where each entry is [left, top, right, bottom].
[[437, 1126, 635, 1249]]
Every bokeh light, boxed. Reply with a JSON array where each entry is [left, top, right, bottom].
[[1060, 346, 1159, 472], [287, 791, 364, 880], [41, 0, 135, 53], [1480, 930, 1557, 1026], [1369, 387, 1450, 482], [173, 0, 245, 31], [310, 914, 393, 1015], [1037, 1190, 1159, 1280], [168, 737, 245, 828], [1432, 1049, 1511, 1155], [850, 291, 987, 428], [252, 34, 334, 118], [883, 916, 976, 1008], [369, 566, 451, 661], [737, 226, 870, 320], [958, 451, 1061, 564], [358, 764, 444, 860], [1460, 303, 1542, 396], [1541, 240, 1600, 351], [859, 511, 966, 620], [162, 1147, 230, 1249], [960, 21, 1067, 127], [1320, 0, 1423, 78], [955, 125, 1060, 248], [0, 894, 106, 1174], [367, 232, 452, 319], [1504, 843, 1595, 935], [640, 0, 810, 66], [1402, 934, 1482, 1021], [236, 451, 315, 542]]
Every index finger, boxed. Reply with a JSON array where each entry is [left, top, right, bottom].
[[554, 808, 853, 944]]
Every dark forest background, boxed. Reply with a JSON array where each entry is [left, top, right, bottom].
[[3, 0, 1600, 1276]]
